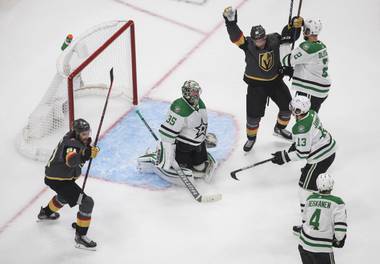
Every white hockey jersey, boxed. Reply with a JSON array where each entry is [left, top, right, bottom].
[[300, 192, 347, 253], [159, 97, 207, 146], [281, 41, 331, 98], [287, 110, 336, 164]]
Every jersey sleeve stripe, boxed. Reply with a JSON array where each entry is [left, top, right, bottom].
[[160, 125, 180, 135], [293, 76, 331, 87], [334, 222, 347, 226], [301, 228, 333, 243], [334, 228, 347, 232]]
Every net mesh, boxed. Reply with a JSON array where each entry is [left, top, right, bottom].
[[16, 20, 137, 162]]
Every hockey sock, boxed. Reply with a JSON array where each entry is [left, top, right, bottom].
[[276, 111, 291, 129], [76, 211, 91, 236], [246, 117, 260, 140], [46, 195, 65, 214]]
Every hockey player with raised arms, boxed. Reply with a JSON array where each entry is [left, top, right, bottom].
[[137, 80, 217, 185], [223, 6, 303, 152], [38, 118, 99, 249], [271, 95, 336, 233], [298, 173, 347, 264], [281, 19, 331, 112]]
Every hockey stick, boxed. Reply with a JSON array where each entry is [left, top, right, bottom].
[[79, 68, 114, 203], [135, 110, 222, 203], [230, 157, 274, 180], [291, 0, 303, 50]]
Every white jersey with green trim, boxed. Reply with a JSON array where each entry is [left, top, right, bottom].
[[288, 110, 336, 164], [159, 97, 207, 146], [300, 192, 347, 253], [281, 40, 331, 98]]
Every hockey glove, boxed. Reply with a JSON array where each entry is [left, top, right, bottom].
[[205, 133, 217, 148], [271, 150, 290, 165], [223, 6, 237, 23], [332, 235, 346, 248], [278, 66, 294, 78], [82, 146, 100, 160], [291, 16, 304, 28]]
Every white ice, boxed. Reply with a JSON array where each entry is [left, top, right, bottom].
[[0, 0, 379, 263]]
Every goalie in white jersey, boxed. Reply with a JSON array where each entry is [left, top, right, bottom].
[[281, 19, 331, 113], [271, 95, 336, 232], [137, 80, 217, 185], [298, 173, 347, 264]]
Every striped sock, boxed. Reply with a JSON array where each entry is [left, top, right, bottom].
[[45, 195, 64, 215], [76, 211, 92, 236], [276, 111, 291, 129]]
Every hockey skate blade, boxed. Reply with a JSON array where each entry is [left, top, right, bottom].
[[75, 243, 97, 251], [198, 193, 222, 203]]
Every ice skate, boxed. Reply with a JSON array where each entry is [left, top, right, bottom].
[[37, 207, 60, 221], [75, 234, 97, 250]]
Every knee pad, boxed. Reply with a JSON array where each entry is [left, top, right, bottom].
[[79, 195, 94, 214]]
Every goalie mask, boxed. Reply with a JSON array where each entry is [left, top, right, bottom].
[[182, 80, 202, 107]]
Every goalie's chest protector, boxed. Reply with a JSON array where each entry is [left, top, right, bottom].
[[170, 98, 208, 146]]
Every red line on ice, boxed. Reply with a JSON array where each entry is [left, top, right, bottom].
[[113, 0, 207, 35]]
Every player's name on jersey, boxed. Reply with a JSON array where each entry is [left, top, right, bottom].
[[308, 200, 331, 209]]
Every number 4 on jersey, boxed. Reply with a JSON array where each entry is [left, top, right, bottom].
[[309, 208, 321, 230]]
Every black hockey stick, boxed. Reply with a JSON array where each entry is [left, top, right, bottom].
[[135, 109, 222, 203], [288, 0, 295, 26], [78, 68, 114, 203], [230, 157, 274, 180], [291, 0, 303, 50]]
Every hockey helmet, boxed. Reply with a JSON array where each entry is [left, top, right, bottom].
[[73, 118, 90, 134], [182, 80, 202, 106], [303, 19, 322, 36], [316, 173, 334, 192], [289, 95, 311, 116], [250, 25, 266, 40]]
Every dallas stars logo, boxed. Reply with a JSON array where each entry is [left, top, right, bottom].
[[195, 118, 207, 139]]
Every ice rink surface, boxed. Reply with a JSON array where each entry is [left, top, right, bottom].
[[0, 0, 379, 263]]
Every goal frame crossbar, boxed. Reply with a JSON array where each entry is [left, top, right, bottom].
[[67, 20, 138, 129]]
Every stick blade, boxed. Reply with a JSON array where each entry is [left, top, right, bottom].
[[230, 171, 239, 181], [198, 193, 222, 203]]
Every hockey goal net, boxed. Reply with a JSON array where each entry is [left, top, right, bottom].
[[16, 20, 138, 162]]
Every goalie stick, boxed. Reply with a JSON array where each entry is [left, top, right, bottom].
[[78, 68, 114, 204], [135, 109, 222, 203], [230, 157, 274, 180]]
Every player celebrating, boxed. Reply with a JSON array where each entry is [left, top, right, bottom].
[[298, 173, 347, 264], [38, 118, 99, 249], [271, 95, 336, 232], [223, 6, 303, 152], [281, 19, 331, 113], [137, 80, 217, 184]]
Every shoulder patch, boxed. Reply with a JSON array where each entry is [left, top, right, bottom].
[[300, 41, 325, 54], [292, 111, 315, 135], [170, 98, 193, 117]]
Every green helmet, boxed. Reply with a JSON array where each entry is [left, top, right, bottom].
[[182, 80, 202, 106]]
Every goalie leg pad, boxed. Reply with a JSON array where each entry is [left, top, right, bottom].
[[153, 166, 193, 186], [137, 153, 157, 174], [204, 152, 217, 183]]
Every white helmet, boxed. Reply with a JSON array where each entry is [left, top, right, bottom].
[[289, 95, 311, 116], [303, 19, 322, 35], [316, 173, 334, 192]]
